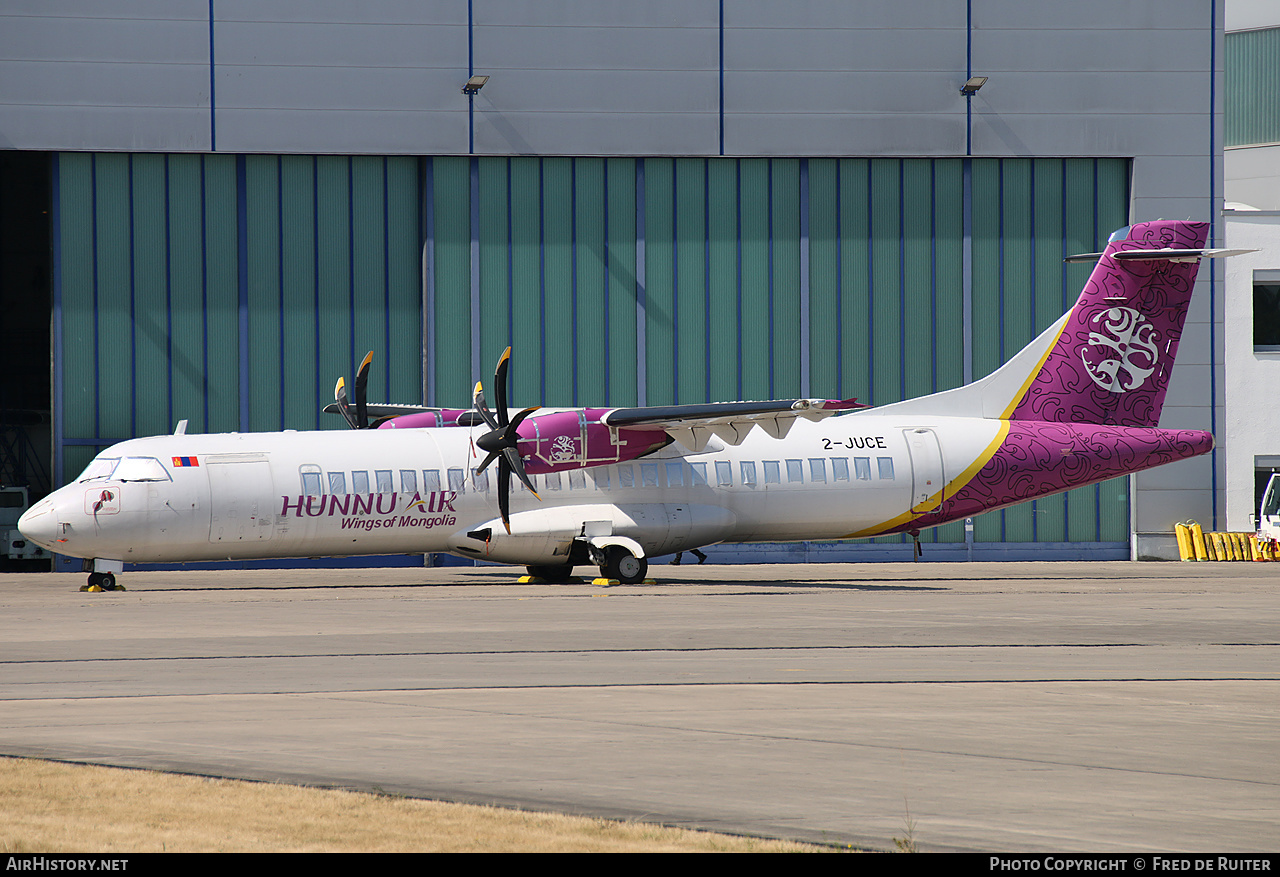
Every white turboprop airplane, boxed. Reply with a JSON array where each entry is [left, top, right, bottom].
[[21, 220, 1232, 590]]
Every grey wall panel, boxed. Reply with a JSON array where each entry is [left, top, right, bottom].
[[474, 112, 718, 158], [213, 6, 469, 155], [471, 1, 718, 155], [0, 3, 210, 151], [722, 5, 964, 157], [723, 113, 967, 158]]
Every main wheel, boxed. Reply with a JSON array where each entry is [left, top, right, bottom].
[[601, 546, 647, 585]]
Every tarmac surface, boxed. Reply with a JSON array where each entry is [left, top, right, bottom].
[[1, 560, 1277, 852]]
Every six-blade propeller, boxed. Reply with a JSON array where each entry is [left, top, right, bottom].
[[472, 347, 541, 533]]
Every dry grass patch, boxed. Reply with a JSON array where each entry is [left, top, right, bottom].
[[0, 757, 828, 852]]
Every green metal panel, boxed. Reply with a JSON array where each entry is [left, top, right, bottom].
[[202, 155, 239, 434], [869, 159, 902, 406], [351, 157, 388, 384], [278, 155, 318, 429], [541, 157, 574, 407], [573, 157, 608, 406], [807, 158, 839, 400], [738, 159, 770, 400], [244, 155, 282, 432], [605, 158, 637, 407], [901, 159, 934, 402], [477, 158, 510, 369], [508, 158, 541, 407], [1227, 27, 1280, 147], [57, 154, 95, 459], [770, 159, 801, 399], [933, 159, 964, 394], [838, 159, 871, 405], [643, 158, 675, 406], [385, 157, 422, 407], [93, 153, 131, 440], [165, 155, 208, 434], [129, 154, 171, 438], [675, 157, 708, 404], [706, 159, 737, 403], [431, 157, 470, 408]]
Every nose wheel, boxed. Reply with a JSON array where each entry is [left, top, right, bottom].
[[82, 572, 122, 591]]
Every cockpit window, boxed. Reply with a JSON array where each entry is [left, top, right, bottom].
[[77, 457, 120, 482], [112, 457, 172, 482]]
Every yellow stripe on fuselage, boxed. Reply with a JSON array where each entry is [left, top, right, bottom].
[[843, 419, 1011, 538]]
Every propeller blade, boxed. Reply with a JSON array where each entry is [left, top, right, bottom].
[[334, 377, 359, 429], [475, 449, 501, 475], [498, 465, 511, 534], [354, 351, 373, 429], [494, 346, 512, 427], [503, 446, 539, 498], [471, 348, 541, 535], [473, 381, 500, 430]]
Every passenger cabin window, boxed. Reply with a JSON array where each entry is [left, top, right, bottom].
[[473, 470, 490, 492], [569, 469, 586, 490], [328, 472, 346, 495], [740, 461, 757, 487], [786, 459, 804, 483], [618, 465, 634, 488], [690, 462, 708, 486], [400, 470, 417, 493], [854, 457, 872, 480], [375, 470, 393, 494], [300, 466, 322, 496], [809, 459, 827, 483], [764, 460, 781, 484], [641, 463, 659, 488], [423, 470, 441, 493], [831, 458, 850, 481], [666, 461, 684, 487], [593, 469, 611, 490], [352, 470, 371, 494], [447, 468, 465, 493], [716, 460, 733, 487], [877, 457, 895, 480], [544, 471, 562, 491]]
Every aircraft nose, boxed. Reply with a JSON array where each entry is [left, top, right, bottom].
[[18, 498, 61, 551]]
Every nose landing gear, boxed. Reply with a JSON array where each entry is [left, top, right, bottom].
[[82, 571, 122, 592]]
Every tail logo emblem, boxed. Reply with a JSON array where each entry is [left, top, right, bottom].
[[1080, 307, 1160, 393]]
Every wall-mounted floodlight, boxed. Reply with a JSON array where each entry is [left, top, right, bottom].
[[462, 75, 489, 96], [960, 76, 988, 96]]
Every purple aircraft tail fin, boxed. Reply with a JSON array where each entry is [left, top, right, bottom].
[[1007, 219, 1210, 428]]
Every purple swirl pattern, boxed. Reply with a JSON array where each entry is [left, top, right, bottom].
[[890, 422, 1214, 535], [1009, 220, 1209, 427]]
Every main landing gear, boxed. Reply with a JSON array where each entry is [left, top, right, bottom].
[[526, 540, 650, 586]]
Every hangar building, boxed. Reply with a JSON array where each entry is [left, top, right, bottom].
[[0, 1, 1225, 566]]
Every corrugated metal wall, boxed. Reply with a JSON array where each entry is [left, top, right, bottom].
[[53, 151, 1130, 548], [54, 152, 423, 485], [1226, 27, 1280, 147]]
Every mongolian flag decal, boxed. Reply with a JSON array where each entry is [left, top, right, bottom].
[[172, 456, 199, 468]]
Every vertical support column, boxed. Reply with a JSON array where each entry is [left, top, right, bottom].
[[635, 159, 647, 407], [799, 158, 810, 397], [469, 156, 481, 384]]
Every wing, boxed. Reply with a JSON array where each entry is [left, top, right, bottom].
[[601, 398, 866, 452]]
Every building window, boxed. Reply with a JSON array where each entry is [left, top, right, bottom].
[[1255, 272, 1280, 349]]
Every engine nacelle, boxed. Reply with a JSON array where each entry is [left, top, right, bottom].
[[517, 409, 669, 474]]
